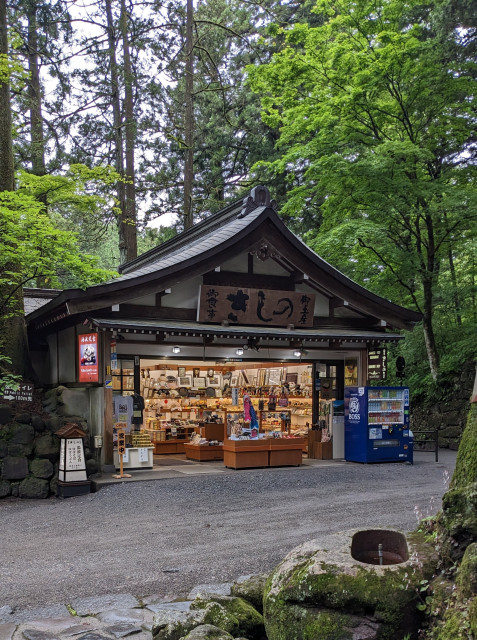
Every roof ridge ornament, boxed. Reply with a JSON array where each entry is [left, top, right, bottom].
[[238, 185, 278, 218]]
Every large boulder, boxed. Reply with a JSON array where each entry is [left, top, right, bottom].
[[231, 574, 268, 613], [263, 530, 437, 640]]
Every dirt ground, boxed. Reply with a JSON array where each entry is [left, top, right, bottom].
[[0, 449, 456, 610]]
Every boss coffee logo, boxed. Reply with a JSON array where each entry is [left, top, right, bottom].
[[349, 397, 361, 420]]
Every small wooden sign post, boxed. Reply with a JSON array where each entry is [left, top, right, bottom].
[[113, 429, 132, 479]]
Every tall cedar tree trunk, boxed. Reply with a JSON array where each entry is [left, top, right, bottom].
[[183, 0, 194, 230], [26, 1, 46, 178], [105, 0, 126, 252], [120, 0, 136, 263], [0, 0, 31, 376], [0, 0, 14, 192], [106, 0, 137, 265]]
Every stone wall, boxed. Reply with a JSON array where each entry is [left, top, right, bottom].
[[411, 360, 476, 449], [0, 386, 98, 499]]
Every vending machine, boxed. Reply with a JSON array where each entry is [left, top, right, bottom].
[[344, 386, 413, 463]]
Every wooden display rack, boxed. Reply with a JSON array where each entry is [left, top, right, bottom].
[[184, 443, 224, 461], [223, 438, 304, 469], [223, 440, 269, 469], [268, 438, 303, 467]]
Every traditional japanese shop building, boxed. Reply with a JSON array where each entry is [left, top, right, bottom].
[[26, 186, 421, 469]]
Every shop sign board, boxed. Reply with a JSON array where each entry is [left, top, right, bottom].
[[117, 429, 126, 455], [198, 285, 315, 328], [2, 382, 34, 402], [78, 333, 99, 383], [368, 348, 388, 380]]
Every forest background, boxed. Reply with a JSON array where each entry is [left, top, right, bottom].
[[0, 0, 475, 399]]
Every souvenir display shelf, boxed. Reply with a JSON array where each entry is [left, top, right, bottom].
[[223, 438, 305, 469], [183, 443, 224, 461]]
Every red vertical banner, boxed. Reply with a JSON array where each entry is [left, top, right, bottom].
[[78, 333, 99, 382]]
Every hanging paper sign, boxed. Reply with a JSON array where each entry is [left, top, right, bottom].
[[231, 388, 239, 406], [138, 447, 149, 462], [78, 333, 99, 383]]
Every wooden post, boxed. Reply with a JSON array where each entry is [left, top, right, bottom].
[[113, 428, 132, 478]]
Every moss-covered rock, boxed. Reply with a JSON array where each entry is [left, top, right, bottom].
[[152, 604, 206, 640], [190, 595, 264, 639], [231, 574, 268, 613], [9, 422, 35, 444], [457, 543, 477, 598], [469, 596, 477, 637], [179, 625, 234, 640], [34, 433, 60, 460], [440, 482, 477, 563], [263, 532, 437, 640], [451, 403, 477, 489], [19, 475, 49, 499], [30, 458, 54, 479]]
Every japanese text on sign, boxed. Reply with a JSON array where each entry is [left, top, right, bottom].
[[2, 382, 34, 402], [78, 333, 99, 383], [198, 286, 315, 328], [59, 438, 85, 471], [368, 348, 388, 380]]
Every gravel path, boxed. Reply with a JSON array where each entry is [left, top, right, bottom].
[[0, 450, 456, 610]]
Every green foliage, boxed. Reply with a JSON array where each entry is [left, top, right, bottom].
[[248, 0, 477, 378], [0, 189, 116, 318], [16, 165, 122, 280], [0, 355, 21, 394]]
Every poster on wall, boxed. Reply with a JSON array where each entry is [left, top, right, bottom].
[[78, 333, 99, 383]]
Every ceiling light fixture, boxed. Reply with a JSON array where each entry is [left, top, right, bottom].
[[293, 349, 302, 357], [172, 345, 181, 354], [236, 347, 244, 356]]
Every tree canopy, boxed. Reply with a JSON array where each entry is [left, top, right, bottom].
[[247, 0, 477, 380]]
